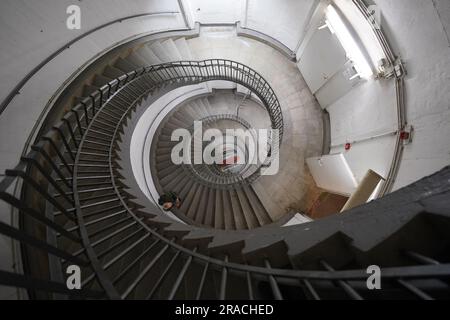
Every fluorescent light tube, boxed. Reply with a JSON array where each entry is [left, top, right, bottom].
[[325, 5, 373, 78]]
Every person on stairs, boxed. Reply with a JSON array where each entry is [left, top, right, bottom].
[[158, 191, 181, 211]]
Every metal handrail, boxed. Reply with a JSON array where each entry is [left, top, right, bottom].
[[0, 59, 284, 298], [180, 114, 261, 188], [0, 58, 448, 300]]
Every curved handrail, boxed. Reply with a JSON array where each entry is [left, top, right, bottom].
[[107, 83, 446, 286], [180, 114, 261, 188], [2, 58, 447, 300], [137, 60, 284, 142], [69, 60, 283, 297]]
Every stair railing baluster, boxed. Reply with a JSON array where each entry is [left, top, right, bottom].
[[219, 255, 229, 300], [320, 260, 363, 300], [168, 247, 197, 300]]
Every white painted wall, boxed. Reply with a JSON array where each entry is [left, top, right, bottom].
[[373, 0, 450, 189], [326, 78, 398, 182], [188, 0, 245, 24], [0, 0, 186, 174], [187, 0, 318, 50], [0, 0, 184, 102], [245, 0, 318, 50], [298, 0, 399, 185]]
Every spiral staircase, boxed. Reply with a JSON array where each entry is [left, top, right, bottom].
[[1, 6, 450, 301], [149, 103, 274, 230]]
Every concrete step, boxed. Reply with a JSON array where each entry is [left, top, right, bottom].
[[242, 184, 272, 226], [158, 164, 183, 181], [252, 181, 284, 222], [202, 97, 215, 115], [196, 99, 210, 116], [93, 74, 113, 87], [155, 153, 171, 163], [114, 57, 138, 73], [161, 126, 177, 136], [166, 116, 189, 130], [172, 174, 192, 199], [155, 158, 175, 172], [179, 181, 200, 213], [186, 184, 205, 220], [235, 187, 260, 229], [103, 65, 125, 79], [172, 110, 196, 126], [214, 189, 225, 229], [157, 140, 178, 149], [178, 104, 201, 122], [157, 133, 174, 142], [139, 44, 163, 65], [222, 190, 235, 230], [127, 52, 149, 67], [229, 189, 247, 229], [82, 84, 99, 97], [181, 228, 215, 249], [161, 38, 183, 61], [204, 188, 216, 226], [155, 147, 172, 157], [149, 41, 171, 63], [189, 101, 207, 119], [158, 166, 184, 186]]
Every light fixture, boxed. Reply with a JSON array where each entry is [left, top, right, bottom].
[[325, 4, 373, 79]]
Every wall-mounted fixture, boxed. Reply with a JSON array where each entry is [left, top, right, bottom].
[[344, 142, 352, 151], [400, 125, 414, 145]]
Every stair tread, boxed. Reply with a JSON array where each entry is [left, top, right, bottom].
[[149, 41, 171, 63], [162, 38, 183, 61], [114, 57, 137, 73], [139, 44, 163, 65], [174, 37, 193, 60]]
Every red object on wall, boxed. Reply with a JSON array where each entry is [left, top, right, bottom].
[[400, 131, 410, 140], [219, 156, 239, 166], [345, 143, 351, 151]]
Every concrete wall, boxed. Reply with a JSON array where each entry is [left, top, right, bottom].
[[298, 0, 398, 185], [0, 0, 184, 103], [187, 28, 324, 217], [188, 0, 245, 24], [187, 0, 318, 50], [327, 77, 398, 183], [299, 0, 450, 191], [375, 0, 450, 189], [245, 0, 318, 50]]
